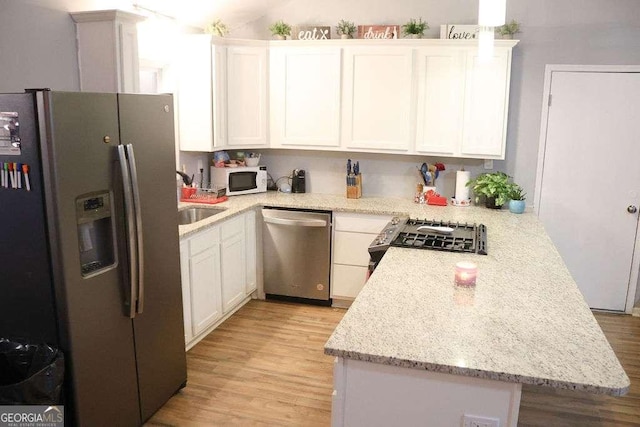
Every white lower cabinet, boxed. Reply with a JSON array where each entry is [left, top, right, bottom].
[[220, 216, 247, 313], [179, 210, 258, 349], [245, 210, 257, 295], [189, 230, 223, 336], [331, 213, 392, 304]]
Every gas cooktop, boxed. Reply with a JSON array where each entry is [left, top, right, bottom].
[[392, 219, 487, 255], [368, 217, 487, 263]]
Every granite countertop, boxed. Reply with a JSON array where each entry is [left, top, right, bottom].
[[178, 192, 629, 396]]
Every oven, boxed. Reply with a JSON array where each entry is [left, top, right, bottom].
[[368, 217, 488, 273]]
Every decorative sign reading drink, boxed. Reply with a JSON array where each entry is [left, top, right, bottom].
[[357, 25, 399, 39], [293, 26, 331, 40], [440, 24, 480, 40]]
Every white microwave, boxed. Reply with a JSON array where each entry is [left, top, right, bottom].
[[211, 166, 267, 196]]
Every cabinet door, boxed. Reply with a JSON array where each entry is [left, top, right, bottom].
[[221, 231, 247, 313], [227, 46, 268, 147], [342, 47, 413, 151], [460, 48, 511, 158], [177, 35, 213, 151], [220, 216, 247, 312], [189, 243, 222, 336], [177, 36, 225, 151], [334, 231, 377, 266], [245, 211, 257, 295], [332, 264, 369, 299], [179, 240, 193, 344], [270, 47, 342, 148], [415, 48, 466, 155]]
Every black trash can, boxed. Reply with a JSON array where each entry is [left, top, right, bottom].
[[0, 338, 64, 404]]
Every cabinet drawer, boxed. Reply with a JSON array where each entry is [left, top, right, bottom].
[[221, 215, 245, 240], [332, 264, 368, 299], [334, 213, 392, 233], [334, 231, 376, 266], [189, 227, 219, 256]]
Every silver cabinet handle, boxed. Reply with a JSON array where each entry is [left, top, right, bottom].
[[118, 145, 138, 319], [126, 144, 144, 314], [628, 205, 638, 214], [263, 216, 327, 227]]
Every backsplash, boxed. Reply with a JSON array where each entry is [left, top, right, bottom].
[[258, 149, 496, 200], [179, 149, 501, 200]]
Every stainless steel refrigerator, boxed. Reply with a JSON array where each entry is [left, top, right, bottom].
[[0, 90, 187, 426]]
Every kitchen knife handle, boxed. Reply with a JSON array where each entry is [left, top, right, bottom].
[[126, 144, 145, 315], [118, 145, 138, 319]]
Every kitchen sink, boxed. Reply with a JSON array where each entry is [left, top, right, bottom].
[[178, 207, 225, 225]]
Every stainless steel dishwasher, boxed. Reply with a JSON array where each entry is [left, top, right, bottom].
[[262, 208, 332, 304]]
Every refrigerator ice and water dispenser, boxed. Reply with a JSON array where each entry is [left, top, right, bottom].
[[75, 191, 116, 277]]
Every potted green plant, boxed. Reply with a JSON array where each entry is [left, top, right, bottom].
[[205, 19, 229, 37], [466, 171, 514, 209], [269, 20, 291, 40], [336, 19, 356, 39], [402, 18, 428, 38], [508, 185, 526, 214], [498, 19, 520, 39]]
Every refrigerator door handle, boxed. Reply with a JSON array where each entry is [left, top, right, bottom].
[[126, 144, 145, 314], [118, 145, 138, 319]]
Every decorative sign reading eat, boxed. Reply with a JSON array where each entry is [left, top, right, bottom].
[[357, 25, 399, 39], [439, 25, 480, 40], [293, 26, 331, 40]]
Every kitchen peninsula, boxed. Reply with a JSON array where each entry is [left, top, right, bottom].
[[178, 193, 629, 426]]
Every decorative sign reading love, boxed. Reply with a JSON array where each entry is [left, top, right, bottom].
[[293, 26, 331, 40], [439, 25, 480, 40], [357, 25, 399, 39]]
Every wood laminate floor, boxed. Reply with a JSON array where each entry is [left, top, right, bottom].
[[147, 300, 640, 426]]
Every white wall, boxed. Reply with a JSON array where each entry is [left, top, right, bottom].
[[0, 0, 79, 92], [232, 0, 640, 206]]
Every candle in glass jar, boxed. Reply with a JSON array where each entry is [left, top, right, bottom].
[[454, 261, 478, 286]]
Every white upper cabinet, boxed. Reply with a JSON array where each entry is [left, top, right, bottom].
[[176, 37, 267, 152], [270, 47, 342, 148], [226, 45, 268, 147], [176, 35, 226, 151], [414, 47, 466, 155], [461, 47, 512, 158], [71, 10, 145, 93], [342, 47, 413, 152]]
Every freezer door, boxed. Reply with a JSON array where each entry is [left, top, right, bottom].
[[43, 91, 140, 426], [117, 93, 187, 421], [0, 93, 57, 344]]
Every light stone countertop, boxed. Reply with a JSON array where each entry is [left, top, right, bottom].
[[178, 192, 630, 395]]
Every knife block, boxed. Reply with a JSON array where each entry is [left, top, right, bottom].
[[346, 174, 362, 199]]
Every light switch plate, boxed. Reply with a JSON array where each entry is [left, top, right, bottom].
[[462, 414, 500, 427], [483, 159, 493, 170]]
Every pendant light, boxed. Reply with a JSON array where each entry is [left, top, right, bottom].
[[478, 0, 506, 61], [478, 0, 506, 27]]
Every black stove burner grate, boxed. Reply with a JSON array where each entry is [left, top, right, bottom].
[[391, 219, 487, 255]]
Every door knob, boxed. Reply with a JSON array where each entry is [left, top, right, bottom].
[[627, 205, 638, 214]]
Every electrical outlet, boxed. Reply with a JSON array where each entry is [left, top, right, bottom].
[[462, 414, 500, 427], [483, 159, 494, 170]]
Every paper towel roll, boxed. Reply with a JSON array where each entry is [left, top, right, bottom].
[[455, 170, 471, 201]]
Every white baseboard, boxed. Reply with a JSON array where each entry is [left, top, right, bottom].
[[633, 306, 640, 317]]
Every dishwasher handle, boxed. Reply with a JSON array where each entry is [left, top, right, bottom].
[[263, 216, 328, 227]]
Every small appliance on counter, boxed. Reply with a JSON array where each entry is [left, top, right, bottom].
[[291, 169, 306, 193], [211, 165, 267, 196]]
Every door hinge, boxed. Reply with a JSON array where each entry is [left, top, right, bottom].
[[548, 94, 553, 107]]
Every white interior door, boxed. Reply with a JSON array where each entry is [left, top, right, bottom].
[[537, 69, 640, 311]]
